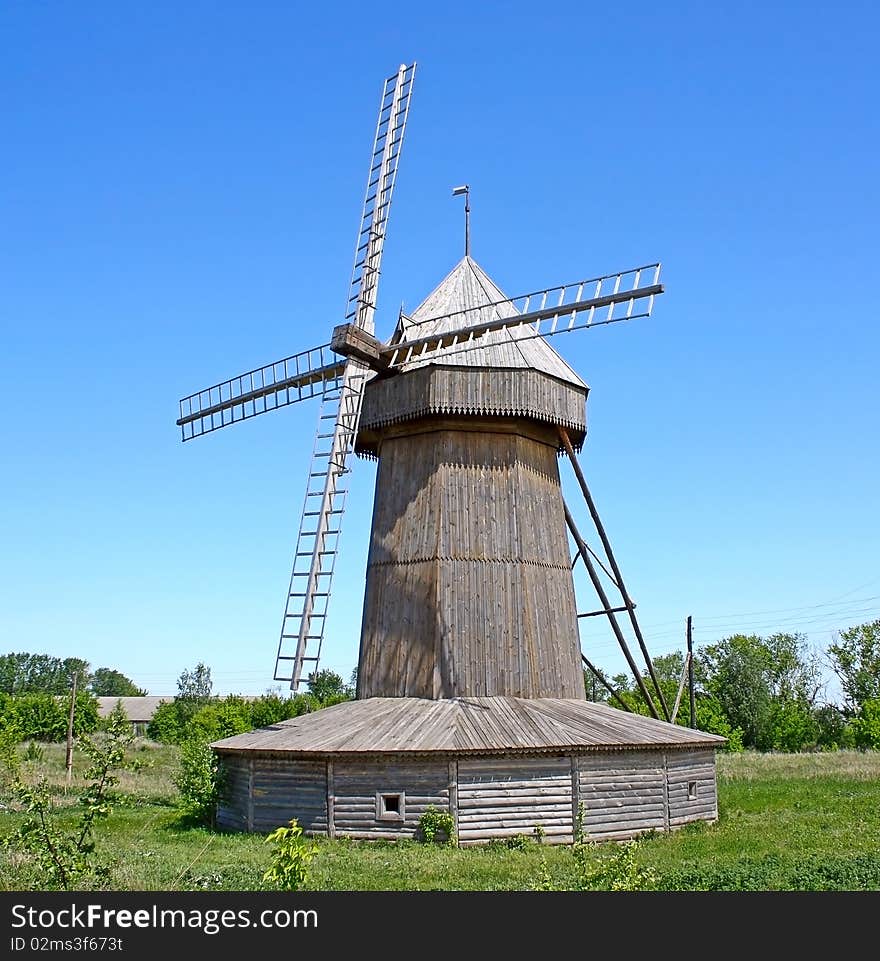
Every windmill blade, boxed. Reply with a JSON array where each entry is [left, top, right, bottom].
[[382, 262, 662, 368], [274, 63, 416, 691], [176, 343, 345, 441], [345, 62, 416, 334]]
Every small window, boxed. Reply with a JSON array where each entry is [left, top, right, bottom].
[[376, 791, 405, 821], [687, 781, 698, 800]]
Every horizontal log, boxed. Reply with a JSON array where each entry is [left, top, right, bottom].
[[579, 772, 665, 783], [458, 824, 573, 838], [669, 813, 716, 826], [458, 801, 572, 811], [459, 758, 570, 772], [580, 787, 664, 797], [458, 815, 573, 828], [458, 787, 571, 800], [458, 808, 573, 823]]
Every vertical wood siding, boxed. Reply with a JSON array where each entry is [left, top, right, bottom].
[[216, 754, 250, 832], [333, 759, 449, 840], [665, 748, 718, 825], [457, 756, 573, 844], [577, 751, 667, 840], [358, 425, 584, 699], [358, 367, 587, 453]]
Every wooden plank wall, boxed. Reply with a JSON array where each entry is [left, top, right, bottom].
[[576, 751, 667, 841], [216, 754, 250, 832], [358, 367, 587, 454], [665, 748, 718, 826], [457, 756, 573, 844], [217, 749, 719, 842], [333, 759, 449, 840], [358, 425, 584, 700], [249, 758, 328, 834]]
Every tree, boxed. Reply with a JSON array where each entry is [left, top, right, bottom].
[[850, 698, 880, 749], [177, 663, 212, 702], [88, 668, 147, 697], [307, 669, 352, 704], [700, 633, 826, 751], [827, 619, 880, 714], [0, 653, 90, 695], [700, 635, 774, 749]]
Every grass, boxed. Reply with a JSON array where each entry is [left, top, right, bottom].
[[1, 742, 879, 891]]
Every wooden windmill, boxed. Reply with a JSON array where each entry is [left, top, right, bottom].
[[176, 62, 673, 720], [185, 63, 726, 844]]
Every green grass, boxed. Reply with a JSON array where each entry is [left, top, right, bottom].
[[2, 743, 879, 891]]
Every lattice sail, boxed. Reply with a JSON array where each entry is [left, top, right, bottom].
[[383, 263, 662, 368], [177, 344, 344, 441], [273, 63, 416, 690]]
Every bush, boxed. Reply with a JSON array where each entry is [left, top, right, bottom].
[[572, 839, 658, 891], [417, 805, 456, 846], [850, 698, 880, 749], [145, 700, 180, 743], [262, 819, 317, 891], [0, 691, 98, 742], [174, 739, 224, 827]]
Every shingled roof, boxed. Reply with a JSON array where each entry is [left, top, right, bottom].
[[395, 256, 587, 389], [211, 696, 726, 757]]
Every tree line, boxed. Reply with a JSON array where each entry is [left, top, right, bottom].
[[588, 619, 880, 751], [1, 618, 878, 751], [0, 652, 147, 697]]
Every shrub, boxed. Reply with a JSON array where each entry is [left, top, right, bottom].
[[850, 698, 880, 749], [572, 839, 658, 891], [262, 819, 317, 891], [417, 805, 456, 846], [174, 739, 224, 827], [1, 709, 134, 889], [0, 691, 98, 742]]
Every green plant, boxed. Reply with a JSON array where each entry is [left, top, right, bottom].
[[23, 741, 44, 762], [1, 708, 135, 889], [531, 853, 557, 890], [572, 838, 658, 891], [173, 739, 224, 827], [533, 824, 546, 844], [262, 818, 318, 890], [417, 805, 456, 846], [850, 698, 880, 749]]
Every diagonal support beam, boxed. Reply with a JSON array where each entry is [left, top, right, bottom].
[[565, 501, 660, 719], [582, 654, 632, 713], [670, 652, 692, 724], [560, 428, 671, 721]]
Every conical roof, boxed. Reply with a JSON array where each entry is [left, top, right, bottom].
[[395, 256, 587, 389], [212, 696, 727, 755]]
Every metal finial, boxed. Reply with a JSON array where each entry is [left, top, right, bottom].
[[452, 184, 470, 257]]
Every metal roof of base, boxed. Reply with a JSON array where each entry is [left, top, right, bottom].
[[211, 696, 726, 756]]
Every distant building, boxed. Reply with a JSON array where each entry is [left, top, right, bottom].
[[96, 696, 172, 736]]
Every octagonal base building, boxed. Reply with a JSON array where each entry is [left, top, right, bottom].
[[212, 257, 726, 844]]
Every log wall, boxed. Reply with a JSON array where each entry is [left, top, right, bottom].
[[457, 755, 574, 844], [332, 759, 449, 840], [665, 748, 718, 826], [576, 750, 667, 841], [216, 754, 250, 832], [216, 748, 720, 843]]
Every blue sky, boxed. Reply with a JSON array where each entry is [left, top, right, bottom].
[[1, 1, 877, 699]]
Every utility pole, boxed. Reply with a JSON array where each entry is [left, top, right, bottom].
[[65, 672, 77, 785], [687, 615, 696, 729]]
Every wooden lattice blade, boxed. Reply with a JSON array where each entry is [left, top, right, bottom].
[[176, 344, 345, 441], [383, 263, 663, 369]]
